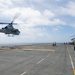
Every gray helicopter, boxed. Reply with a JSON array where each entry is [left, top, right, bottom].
[[0, 14, 20, 36]]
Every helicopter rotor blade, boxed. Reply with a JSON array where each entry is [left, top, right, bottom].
[[11, 13, 20, 23], [0, 23, 17, 25], [0, 23, 9, 24]]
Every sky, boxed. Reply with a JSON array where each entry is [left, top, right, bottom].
[[0, 0, 75, 44]]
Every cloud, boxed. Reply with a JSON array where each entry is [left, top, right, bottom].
[[59, 1, 75, 17], [55, 0, 61, 1], [52, 26, 63, 32], [0, 0, 65, 27], [43, 9, 55, 18], [0, 0, 12, 8], [30, 0, 45, 3], [0, 6, 65, 27], [19, 8, 65, 26], [70, 22, 75, 27]]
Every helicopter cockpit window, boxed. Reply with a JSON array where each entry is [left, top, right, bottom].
[[2, 28, 4, 29], [5, 26, 7, 29]]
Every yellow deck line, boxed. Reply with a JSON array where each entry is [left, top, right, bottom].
[[74, 69, 75, 75], [67, 46, 75, 75]]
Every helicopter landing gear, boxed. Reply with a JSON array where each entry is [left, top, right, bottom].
[[8, 34, 14, 37]]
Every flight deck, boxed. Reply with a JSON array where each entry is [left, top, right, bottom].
[[0, 44, 75, 75]]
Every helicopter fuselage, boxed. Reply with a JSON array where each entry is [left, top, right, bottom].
[[0, 26, 20, 35]]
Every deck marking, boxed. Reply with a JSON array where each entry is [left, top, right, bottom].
[[37, 58, 44, 64], [56, 45, 63, 50], [67, 46, 75, 75], [21, 71, 27, 75], [46, 54, 51, 57]]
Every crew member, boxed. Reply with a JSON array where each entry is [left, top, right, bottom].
[[74, 42, 75, 50]]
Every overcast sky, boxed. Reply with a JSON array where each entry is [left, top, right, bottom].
[[0, 0, 75, 44]]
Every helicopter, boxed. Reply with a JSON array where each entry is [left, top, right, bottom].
[[0, 14, 20, 36]]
